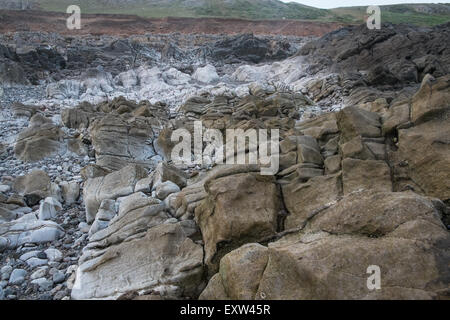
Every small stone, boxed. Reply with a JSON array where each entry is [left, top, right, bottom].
[[44, 248, 62, 262], [30, 267, 48, 280], [26, 257, 48, 268], [9, 269, 27, 285], [0, 185, 11, 193], [31, 278, 53, 291], [52, 272, 65, 284], [78, 222, 90, 233], [37, 251, 47, 260], [1, 265, 12, 281]]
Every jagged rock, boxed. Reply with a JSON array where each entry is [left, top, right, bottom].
[[14, 114, 65, 162], [411, 74, 450, 124], [83, 164, 148, 223], [342, 159, 392, 195], [195, 172, 280, 274], [152, 162, 189, 189], [72, 222, 204, 300], [80, 164, 111, 181], [340, 135, 375, 160], [337, 106, 381, 143], [382, 101, 410, 135]]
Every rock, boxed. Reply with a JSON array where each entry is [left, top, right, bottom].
[[411, 74, 450, 124], [44, 247, 62, 262], [324, 155, 341, 174], [382, 102, 410, 135], [0, 59, 29, 87], [13, 170, 59, 206], [342, 158, 392, 195], [38, 197, 62, 220], [0, 213, 64, 249], [195, 172, 280, 274], [282, 173, 342, 229], [89, 114, 158, 171], [88, 199, 116, 236], [155, 181, 180, 200], [83, 164, 147, 223], [397, 110, 450, 201], [152, 162, 189, 189], [210, 191, 450, 299], [9, 269, 27, 285], [340, 135, 375, 160], [1, 266, 12, 281], [337, 106, 381, 143], [72, 222, 204, 300], [200, 243, 269, 300], [296, 135, 323, 165], [60, 181, 80, 205], [52, 272, 65, 284], [192, 64, 219, 83], [31, 278, 53, 291], [26, 258, 48, 268], [31, 267, 48, 280], [80, 164, 111, 181], [0, 185, 11, 193], [14, 114, 65, 162], [198, 273, 229, 300]]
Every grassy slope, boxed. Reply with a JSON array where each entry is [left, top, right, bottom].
[[29, 0, 450, 25]]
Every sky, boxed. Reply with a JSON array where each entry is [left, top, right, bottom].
[[281, 0, 447, 9]]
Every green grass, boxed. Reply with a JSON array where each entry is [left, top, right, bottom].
[[28, 1, 450, 26]]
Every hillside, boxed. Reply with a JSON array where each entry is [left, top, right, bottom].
[[0, 1, 449, 25]]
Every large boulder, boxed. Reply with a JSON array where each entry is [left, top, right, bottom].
[[195, 172, 281, 274], [13, 170, 60, 206], [201, 191, 450, 300], [72, 222, 204, 300], [14, 114, 65, 162]]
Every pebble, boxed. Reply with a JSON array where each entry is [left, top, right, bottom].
[[1, 265, 13, 281], [44, 248, 63, 262], [30, 278, 53, 291], [9, 269, 27, 285], [26, 257, 48, 268], [52, 272, 65, 284], [30, 267, 48, 280]]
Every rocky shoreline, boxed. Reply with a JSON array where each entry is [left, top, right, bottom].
[[0, 23, 449, 300]]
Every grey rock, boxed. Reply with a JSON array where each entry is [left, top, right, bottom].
[[155, 181, 180, 200], [52, 272, 65, 284], [44, 248, 63, 262], [38, 197, 62, 220], [9, 269, 27, 285]]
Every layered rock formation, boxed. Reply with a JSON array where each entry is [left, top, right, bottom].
[[0, 23, 449, 300]]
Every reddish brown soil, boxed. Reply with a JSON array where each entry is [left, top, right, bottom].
[[0, 9, 345, 37]]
